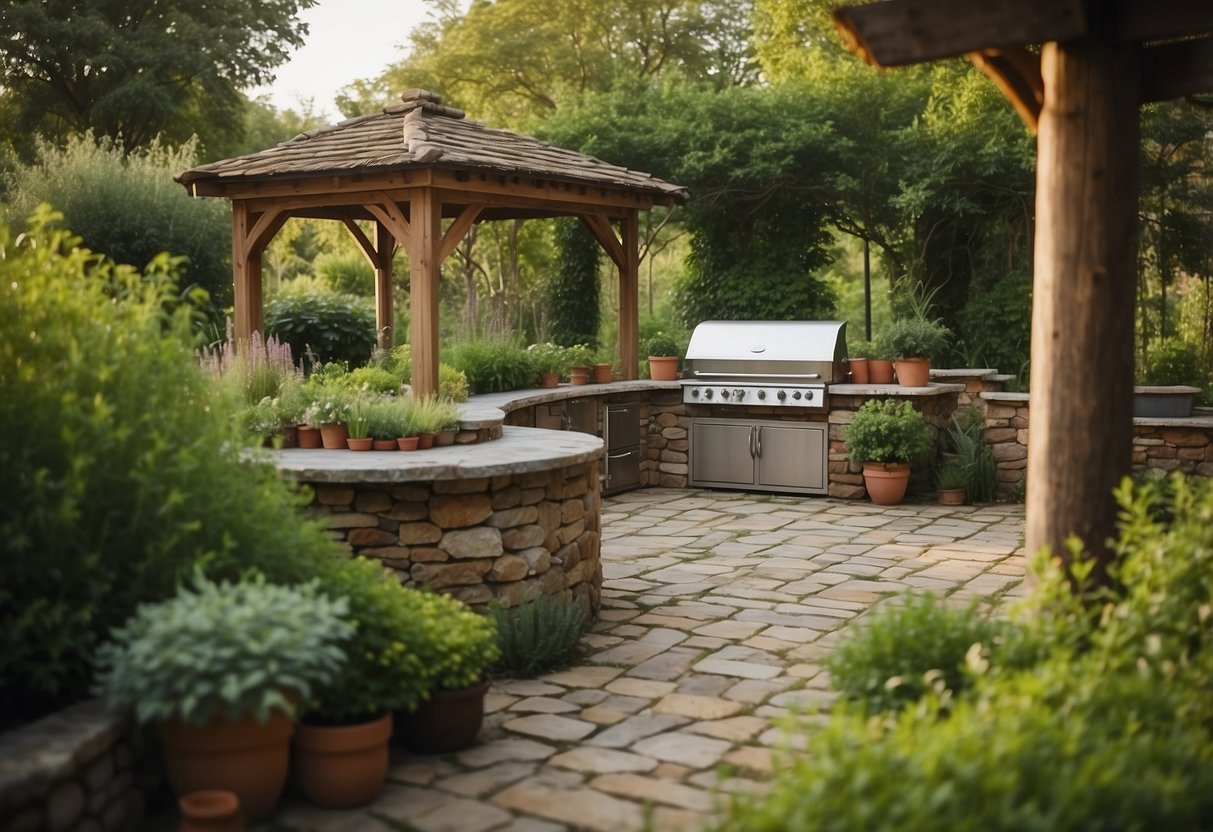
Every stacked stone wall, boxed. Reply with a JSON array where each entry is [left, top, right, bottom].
[[645, 391, 688, 487], [981, 395, 1030, 500], [1132, 425, 1213, 475], [307, 461, 602, 615], [0, 700, 146, 832]]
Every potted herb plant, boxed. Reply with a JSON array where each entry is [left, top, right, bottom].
[[641, 332, 680, 381], [878, 317, 951, 388], [847, 338, 873, 384], [565, 344, 595, 385], [94, 573, 352, 823], [393, 590, 500, 754], [365, 399, 405, 451], [344, 397, 374, 451], [845, 399, 934, 505], [405, 395, 460, 448], [302, 379, 353, 449], [526, 342, 567, 388], [294, 558, 433, 808], [936, 458, 969, 505]]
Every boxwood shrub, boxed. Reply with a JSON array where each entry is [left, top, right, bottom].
[[0, 212, 341, 727], [265, 291, 376, 369]]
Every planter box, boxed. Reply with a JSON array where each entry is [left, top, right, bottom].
[[1133, 386, 1201, 418]]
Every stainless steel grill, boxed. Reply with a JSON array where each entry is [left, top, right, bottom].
[[680, 320, 849, 409]]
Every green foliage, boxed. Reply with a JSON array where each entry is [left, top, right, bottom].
[[399, 590, 500, 695], [314, 250, 374, 296], [301, 377, 353, 427], [547, 218, 601, 348], [491, 595, 588, 677], [935, 459, 969, 491], [641, 332, 681, 357], [844, 400, 933, 464], [4, 136, 231, 311], [958, 273, 1032, 376], [404, 396, 461, 435], [447, 338, 535, 394], [1140, 337, 1202, 387], [825, 593, 1013, 713], [306, 558, 435, 720], [946, 407, 997, 503], [94, 573, 352, 727], [525, 341, 570, 375], [362, 399, 410, 441], [877, 317, 951, 361], [438, 363, 471, 403], [720, 473, 1213, 831], [345, 366, 403, 395], [0, 0, 313, 153], [265, 292, 376, 369], [0, 212, 344, 724]]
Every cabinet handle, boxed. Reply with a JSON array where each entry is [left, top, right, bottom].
[[748, 425, 756, 459], [607, 451, 632, 460], [755, 425, 763, 457]]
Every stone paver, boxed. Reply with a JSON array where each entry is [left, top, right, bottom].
[[256, 489, 1024, 832]]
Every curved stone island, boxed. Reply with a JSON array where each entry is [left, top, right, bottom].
[[270, 426, 605, 615]]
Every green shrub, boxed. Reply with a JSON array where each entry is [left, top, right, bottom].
[[1141, 337, 1201, 387], [491, 595, 588, 677], [265, 292, 376, 369], [959, 274, 1032, 376], [0, 212, 343, 726], [447, 339, 536, 393], [345, 366, 403, 395], [404, 396, 461, 435], [641, 332, 680, 357], [390, 590, 500, 699], [946, 406, 997, 503], [363, 398, 410, 440], [314, 250, 373, 296], [439, 363, 471, 402], [844, 400, 933, 464], [877, 317, 951, 361], [94, 574, 352, 726], [547, 217, 601, 348], [3, 136, 231, 314], [371, 342, 470, 401], [936, 458, 969, 491], [525, 341, 570, 375], [825, 593, 1012, 713]]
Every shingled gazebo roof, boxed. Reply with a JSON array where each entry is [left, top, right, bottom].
[[178, 88, 687, 209]]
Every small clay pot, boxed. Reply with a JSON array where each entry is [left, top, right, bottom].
[[346, 437, 373, 451], [372, 439, 398, 451], [297, 426, 321, 449], [538, 372, 560, 388], [319, 423, 348, 449], [417, 433, 435, 449], [593, 363, 613, 384], [434, 429, 456, 446], [180, 790, 243, 832], [397, 436, 420, 451]]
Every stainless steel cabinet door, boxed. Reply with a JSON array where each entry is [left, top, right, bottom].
[[755, 424, 826, 492], [690, 421, 757, 487]]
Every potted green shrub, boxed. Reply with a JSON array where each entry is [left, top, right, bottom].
[[878, 318, 951, 388], [94, 573, 352, 822], [641, 332, 680, 381], [295, 558, 434, 808], [936, 458, 969, 505], [365, 399, 407, 450], [847, 338, 873, 384], [394, 590, 500, 754], [526, 342, 567, 387], [302, 376, 353, 449], [404, 395, 460, 448], [845, 399, 934, 505], [344, 397, 374, 451], [565, 343, 595, 385]]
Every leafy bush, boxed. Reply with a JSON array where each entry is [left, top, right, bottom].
[[94, 574, 352, 726], [641, 332, 680, 357], [1140, 337, 1201, 387], [438, 363, 471, 402], [404, 396, 461, 435], [491, 595, 588, 677], [936, 458, 969, 491], [959, 274, 1032, 376], [265, 292, 376, 369], [844, 400, 933, 464], [878, 317, 951, 361], [526, 341, 570, 375], [825, 593, 1013, 713], [3, 135, 231, 314], [720, 473, 1213, 831], [345, 366, 403, 395], [369, 343, 470, 401], [392, 590, 500, 698], [362, 398, 410, 440], [547, 217, 601, 348], [314, 250, 373, 295], [0, 212, 343, 725], [946, 406, 997, 503]]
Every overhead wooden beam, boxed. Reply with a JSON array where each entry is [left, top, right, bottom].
[[342, 218, 387, 270], [1141, 37, 1213, 103], [968, 47, 1043, 131], [1119, 0, 1213, 44], [1027, 38, 1141, 579], [833, 0, 1086, 67], [580, 215, 626, 269], [241, 206, 288, 262], [438, 203, 484, 262], [365, 193, 412, 248]]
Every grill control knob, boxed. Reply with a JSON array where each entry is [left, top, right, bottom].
[[793, 391, 802, 400], [733, 388, 745, 400], [704, 388, 714, 400], [720, 388, 730, 399], [805, 390, 814, 401], [777, 390, 787, 401], [691, 388, 700, 398], [757, 390, 766, 400]]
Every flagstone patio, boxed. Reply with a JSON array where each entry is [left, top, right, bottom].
[[264, 488, 1027, 832]]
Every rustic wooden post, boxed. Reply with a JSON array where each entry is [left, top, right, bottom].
[[409, 189, 443, 398], [1027, 36, 1140, 572], [374, 221, 395, 351], [231, 201, 263, 345], [618, 209, 640, 380]]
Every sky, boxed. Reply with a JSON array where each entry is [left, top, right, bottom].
[[249, 1, 436, 120]]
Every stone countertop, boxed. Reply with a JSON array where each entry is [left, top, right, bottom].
[[269, 426, 604, 483], [829, 382, 965, 396], [466, 380, 680, 414]]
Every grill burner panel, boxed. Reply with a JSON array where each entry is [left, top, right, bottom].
[[680, 320, 847, 408]]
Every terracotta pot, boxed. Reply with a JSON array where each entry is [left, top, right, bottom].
[[868, 359, 895, 384], [297, 426, 321, 449], [895, 357, 931, 388], [417, 432, 435, 450], [346, 437, 373, 451], [274, 425, 298, 449], [569, 366, 590, 385], [538, 372, 560, 388], [848, 357, 870, 384], [593, 363, 613, 384], [156, 710, 295, 823], [294, 713, 392, 809], [393, 679, 489, 754], [372, 439, 398, 451], [939, 488, 966, 506], [397, 435, 420, 451], [319, 423, 348, 450], [648, 356, 679, 381], [179, 790, 244, 832], [862, 461, 911, 506], [434, 429, 457, 446]]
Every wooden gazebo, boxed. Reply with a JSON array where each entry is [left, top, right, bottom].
[[834, 0, 1213, 568], [177, 89, 687, 397]]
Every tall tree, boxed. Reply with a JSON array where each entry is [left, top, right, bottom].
[[0, 0, 315, 154]]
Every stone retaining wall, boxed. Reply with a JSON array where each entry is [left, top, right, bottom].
[[306, 460, 603, 615], [0, 700, 145, 832]]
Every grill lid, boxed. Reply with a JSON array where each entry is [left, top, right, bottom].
[[682, 320, 848, 383]]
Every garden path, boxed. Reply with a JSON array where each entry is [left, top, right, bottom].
[[268, 489, 1027, 832]]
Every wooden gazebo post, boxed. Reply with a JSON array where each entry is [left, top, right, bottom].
[[833, 0, 1213, 573]]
